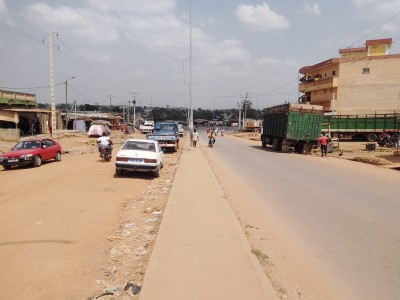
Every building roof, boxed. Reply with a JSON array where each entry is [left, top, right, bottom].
[[338, 47, 366, 54], [299, 38, 397, 74], [366, 38, 392, 46]]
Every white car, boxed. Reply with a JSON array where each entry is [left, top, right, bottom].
[[178, 124, 184, 137], [115, 139, 164, 177]]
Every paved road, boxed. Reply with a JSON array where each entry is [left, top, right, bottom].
[[200, 129, 400, 300]]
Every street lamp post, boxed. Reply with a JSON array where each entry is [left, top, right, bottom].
[[212, 99, 215, 121], [65, 76, 76, 129]]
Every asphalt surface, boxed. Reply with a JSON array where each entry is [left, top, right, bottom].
[[196, 130, 400, 300]]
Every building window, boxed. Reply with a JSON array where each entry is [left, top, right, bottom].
[[362, 68, 370, 74], [332, 70, 336, 76]]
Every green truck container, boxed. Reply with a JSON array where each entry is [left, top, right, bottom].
[[322, 113, 400, 141], [261, 103, 324, 152]]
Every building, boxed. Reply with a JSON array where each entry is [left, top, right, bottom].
[[298, 38, 400, 115], [0, 90, 61, 141]]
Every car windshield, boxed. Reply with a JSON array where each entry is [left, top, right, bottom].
[[12, 141, 41, 150], [123, 141, 156, 152], [157, 124, 176, 131]]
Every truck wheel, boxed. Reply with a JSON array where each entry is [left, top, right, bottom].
[[272, 138, 282, 151], [366, 133, 378, 142], [261, 137, 266, 148]]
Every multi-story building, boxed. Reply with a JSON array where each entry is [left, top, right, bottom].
[[298, 38, 400, 115]]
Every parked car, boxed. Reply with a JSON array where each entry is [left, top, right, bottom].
[[115, 139, 164, 177], [178, 123, 184, 137], [0, 138, 62, 170]]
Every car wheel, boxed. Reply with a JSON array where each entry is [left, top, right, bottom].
[[55, 152, 61, 161], [153, 168, 160, 178], [3, 166, 11, 171], [116, 168, 123, 176], [33, 155, 42, 167]]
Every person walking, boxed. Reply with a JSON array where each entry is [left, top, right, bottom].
[[192, 129, 199, 148], [318, 132, 329, 157]]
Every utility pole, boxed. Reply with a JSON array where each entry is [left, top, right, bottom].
[[108, 95, 114, 113], [244, 92, 249, 130], [133, 97, 136, 127], [238, 102, 242, 130], [49, 32, 57, 139], [128, 101, 131, 123], [65, 76, 75, 129], [122, 103, 125, 122]]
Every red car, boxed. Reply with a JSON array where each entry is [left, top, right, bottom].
[[0, 138, 62, 170]]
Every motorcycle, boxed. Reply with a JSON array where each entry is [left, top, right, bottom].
[[378, 136, 395, 148], [208, 137, 215, 148], [99, 145, 112, 162]]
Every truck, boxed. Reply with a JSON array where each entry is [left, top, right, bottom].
[[322, 113, 400, 141], [261, 103, 324, 153], [139, 120, 155, 133], [244, 119, 262, 132], [147, 121, 180, 152]]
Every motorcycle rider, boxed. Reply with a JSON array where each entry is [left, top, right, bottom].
[[378, 130, 390, 147], [208, 129, 216, 147], [97, 132, 113, 157]]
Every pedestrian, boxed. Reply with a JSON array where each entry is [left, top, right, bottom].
[[192, 129, 199, 148], [318, 132, 329, 157]]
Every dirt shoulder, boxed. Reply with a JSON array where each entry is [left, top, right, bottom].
[[231, 132, 400, 168], [0, 130, 184, 300]]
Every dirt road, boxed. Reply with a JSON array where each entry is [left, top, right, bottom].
[[0, 132, 182, 300]]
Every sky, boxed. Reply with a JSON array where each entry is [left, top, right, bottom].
[[1, 0, 400, 110]]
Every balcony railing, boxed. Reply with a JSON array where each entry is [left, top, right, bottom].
[[299, 77, 335, 92], [298, 98, 332, 112]]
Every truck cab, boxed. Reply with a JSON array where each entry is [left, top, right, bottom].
[[147, 122, 180, 152]]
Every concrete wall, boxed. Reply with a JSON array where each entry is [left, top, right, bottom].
[[336, 56, 400, 114], [0, 128, 20, 142]]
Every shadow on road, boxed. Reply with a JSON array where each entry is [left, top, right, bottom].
[[0, 239, 74, 246]]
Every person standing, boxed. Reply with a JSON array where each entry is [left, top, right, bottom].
[[318, 132, 329, 157], [192, 129, 199, 148]]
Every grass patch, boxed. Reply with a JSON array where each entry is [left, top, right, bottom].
[[251, 248, 269, 265]]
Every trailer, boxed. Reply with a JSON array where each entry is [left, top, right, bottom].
[[322, 113, 400, 141], [261, 103, 324, 152]]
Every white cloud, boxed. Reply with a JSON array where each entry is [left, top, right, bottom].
[[0, 0, 14, 25], [351, 0, 400, 18], [256, 56, 298, 68], [303, 1, 321, 16], [23, 3, 120, 43], [76, 48, 116, 62], [85, 0, 176, 14], [199, 39, 251, 65], [235, 3, 289, 32]]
